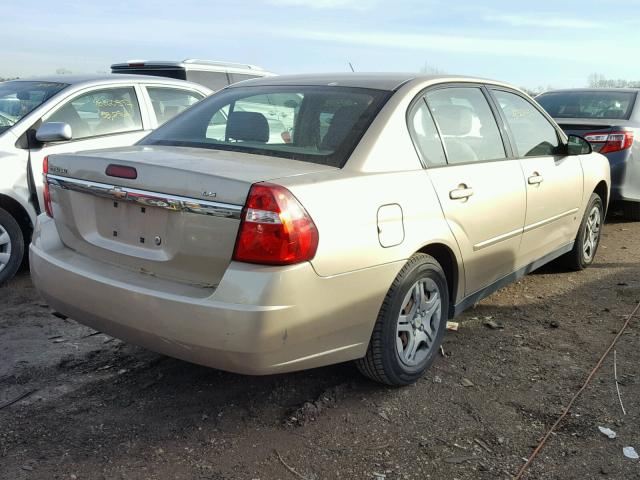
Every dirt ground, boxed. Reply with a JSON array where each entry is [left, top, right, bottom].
[[1, 215, 639, 480]]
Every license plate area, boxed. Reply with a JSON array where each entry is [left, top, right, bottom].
[[95, 198, 170, 249]]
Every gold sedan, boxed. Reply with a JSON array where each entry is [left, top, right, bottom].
[[30, 74, 610, 385]]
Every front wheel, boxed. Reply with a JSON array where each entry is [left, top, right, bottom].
[[0, 207, 24, 285], [356, 254, 449, 386], [563, 193, 604, 271]]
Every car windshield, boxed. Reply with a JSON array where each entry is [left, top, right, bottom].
[[141, 85, 390, 167], [537, 91, 636, 120], [0, 81, 68, 133]]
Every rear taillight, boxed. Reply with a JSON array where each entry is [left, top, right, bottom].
[[43, 155, 53, 217], [233, 183, 319, 265], [585, 131, 634, 154]]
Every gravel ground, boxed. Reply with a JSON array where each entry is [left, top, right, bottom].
[[1, 215, 639, 480]]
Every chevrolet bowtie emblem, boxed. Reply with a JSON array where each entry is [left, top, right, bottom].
[[109, 187, 127, 200]]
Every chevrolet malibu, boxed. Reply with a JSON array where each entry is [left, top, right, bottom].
[[30, 74, 610, 386]]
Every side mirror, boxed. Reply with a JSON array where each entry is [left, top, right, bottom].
[[567, 134, 592, 155], [35, 122, 72, 143]]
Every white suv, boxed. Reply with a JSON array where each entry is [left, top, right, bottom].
[[111, 59, 276, 91], [0, 74, 210, 283]]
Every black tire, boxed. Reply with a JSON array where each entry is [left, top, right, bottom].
[[622, 201, 640, 221], [562, 193, 604, 271], [356, 253, 449, 386], [0, 207, 24, 285]]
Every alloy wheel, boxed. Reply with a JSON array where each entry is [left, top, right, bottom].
[[396, 277, 442, 367], [0, 222, 12, 274], [583, 205, 601, 263]]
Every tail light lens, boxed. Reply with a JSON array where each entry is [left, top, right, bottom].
[[233, 183, 319, 265], [43, 155, 53, 217], [584, 131, 634, 154]]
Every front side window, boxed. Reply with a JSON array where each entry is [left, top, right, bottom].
[[493, 89, 560, 157], [408, 99, 446, 166], [0, 81, 68, 134], [47, 87, 142, 140], [425, 87, 505, 164], [147, 87, 204, 125], [143, 85, 390, 167]]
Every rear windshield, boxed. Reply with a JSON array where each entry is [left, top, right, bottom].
[[0, 81, 68, 134], [141, 85, 390, 167], [537, 91, 636, 120]]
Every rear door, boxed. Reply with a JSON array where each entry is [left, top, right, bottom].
[[28, 85, 151, 208], [489, 88, 583, 266], [416, 85, 527, 295]]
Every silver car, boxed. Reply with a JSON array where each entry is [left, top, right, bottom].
[[30, 74, 610, 385], [0, 75, 211, 283]]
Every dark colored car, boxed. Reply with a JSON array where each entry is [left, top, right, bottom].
[[537, 89, 640, 220]]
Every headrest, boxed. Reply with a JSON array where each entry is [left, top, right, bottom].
[[227, 111, 269, 143], [434, 105, 473, 136], [321, 105, 363, 150]]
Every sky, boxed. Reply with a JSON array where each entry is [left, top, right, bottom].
[[1, 0, 639, 89]]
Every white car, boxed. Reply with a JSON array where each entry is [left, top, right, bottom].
[[111, 59, 276, 91], [0, 74, 211, 283]]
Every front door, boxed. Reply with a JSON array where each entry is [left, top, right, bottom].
[[489, 88, 583, 267], [417, 86, 527, 296]]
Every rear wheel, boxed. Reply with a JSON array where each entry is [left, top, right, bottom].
[[563, 193, 603, 271], [356, 254, 448, 386], [0, 207, 24, 285], [622, 201, 640, 221]]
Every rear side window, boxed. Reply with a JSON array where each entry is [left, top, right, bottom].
[[408, 99, 446, 166], [186, 71, 229, 91], [425, 87, 505, 164], [492, 89, 560, 157], [537, 91, 636, 120], [142, 85, 390, 167], [48, 87, 142, 140], [147, 87, 204, 125]]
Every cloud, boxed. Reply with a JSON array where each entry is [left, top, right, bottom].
[[273, 27, 620, 63], [264, 0, 379, 9], [484, 13, 602, 29], [278, 28, 554, 57]]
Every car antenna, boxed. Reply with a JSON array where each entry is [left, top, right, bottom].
[[348, 62, 355, 72]]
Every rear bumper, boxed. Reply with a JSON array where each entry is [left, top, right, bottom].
[[30, 215, 401, 375]]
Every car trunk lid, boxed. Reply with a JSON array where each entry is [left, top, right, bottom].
[[46, 145, 334, 287]]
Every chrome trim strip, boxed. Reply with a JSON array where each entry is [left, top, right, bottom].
[[47, 174, 243, 220], [473, 227, 523, 251], [472, 208, 580, 251], [523, 208, 579, 233]]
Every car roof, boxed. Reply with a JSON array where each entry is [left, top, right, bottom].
[[227, 73, 507, 91], [7, 74, 209, 90]]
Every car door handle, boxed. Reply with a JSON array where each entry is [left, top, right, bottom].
[[528, 173, 544, 185], [449, 186, 474, 200]]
